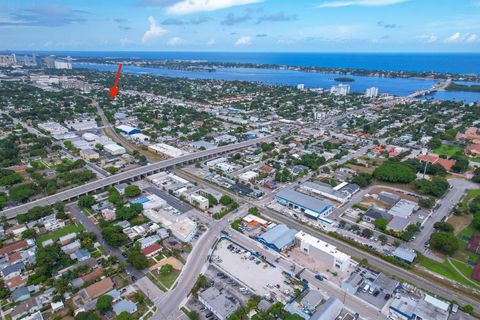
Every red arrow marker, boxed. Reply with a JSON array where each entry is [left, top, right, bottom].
[[109, 64, 123, 99]]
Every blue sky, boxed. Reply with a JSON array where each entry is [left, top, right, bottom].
[[1, 0, 479, 52]]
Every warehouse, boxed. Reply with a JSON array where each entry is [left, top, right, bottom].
[[275, 189, 333, 219], [148, 143, 188, 158], [116, 124, 140, 135], [299, 181, 359, 204], [257, 224, 297, 252], [295, 231, 351, 271], [104, 143, 126, 155]]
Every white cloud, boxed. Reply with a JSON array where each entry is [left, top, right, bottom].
[[444, 32, 479, 43], [167, 0, 263, 15], [167, 36, 185, 46], [207, 39, 216, 45], [120, 37, 134, 46], [235, 35, 252, 46], [317, 0, 407, 8], [465, 33, 480, 43], [416, 34, 438, 43], [142, 16, 168, 43]]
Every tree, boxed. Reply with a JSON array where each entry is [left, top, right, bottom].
[[75, 312, 100, 320], [116, 204, 143, 220], [374, 218, 388, 231], [78, 195, 96, 209], [418, 196, 435, 209], [9, 183, 36, 202], [401, 224, 420, 241], [220, 195, 233, 206], [127, 249, 149, 270], [116, 312, 132, 320], [378, 234, 388, 245], [350, 173, 373, 188], [429, 231, 459, 255], [362, 228, 373, 238], [21, 229, 36, 239], [101, 226, 128, 247], [433, 221, 454, 232], [124, 185, 141, 198], [464, 305, 474, 315], [427, 137, 442, 149], [248, 207, 259, 215], [373, 161, 416, 183], [205, 193, 218, 207], [96, 295, 113, 313]]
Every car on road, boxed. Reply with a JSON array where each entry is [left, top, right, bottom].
[[314, 274, 323, 281]]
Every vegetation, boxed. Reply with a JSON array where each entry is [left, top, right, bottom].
[[96, 295, 113, 313], [429, 231, 459, 255], [373, 160, 416, 183]]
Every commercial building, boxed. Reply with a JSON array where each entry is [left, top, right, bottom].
[[389, 294, 450, 320], [188, 193, 209, 211], [80, 149, 100, 161], [65, 119, 97, 131], [275, 189, 333, 220], [330, 84, 350, 96], [299, 181, 359, 204], [365, 87, 379, 98], [387, 199, 418, 218], [310, 297, 343, 320], [0, 54, 17, 67], [198, 287, 240, 320], [258, 224, 297, 252], [239, 171, 259, 183], [38, 122, 69, 135], [214, 134, 238, 145], [295, 231, 351, 271], [242, 214, 269, 229], [148, 143, 188, 158], [116, 125, 140, 135], [54, 60, 72, 69], [392, 247, 417, 264], [104, 143, 126, 155]]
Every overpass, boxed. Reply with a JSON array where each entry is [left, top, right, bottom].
[[408, 79, 452, 99], [1, 135, 276, 219]]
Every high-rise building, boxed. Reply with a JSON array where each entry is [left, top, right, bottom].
[[297, 83, 305, 90], [330, 84, 350, 96], [0, 54, 17, 67], [54, 60, 72, 69], [43, 55, 56, 68], [365, 87, 379, 98]]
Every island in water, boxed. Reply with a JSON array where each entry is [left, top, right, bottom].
[[334, 77, 355, 82], [446, 82, 480, 92]]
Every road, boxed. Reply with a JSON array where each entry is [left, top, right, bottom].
[[177, 170, 480, 314], [1, 135, 277, 218]]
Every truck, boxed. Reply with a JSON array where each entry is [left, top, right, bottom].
[[363, 284, 370, 293]]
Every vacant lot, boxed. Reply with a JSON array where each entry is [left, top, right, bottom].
[[38, 224, 85, 243], [433, 144, 463, 157]]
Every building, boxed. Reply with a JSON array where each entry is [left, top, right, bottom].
[[80, 149, 100, 161], [310, 297, 343, 320], [238, 171, 259, 183], [388, 199, 418, 218], [258, 224, 297, 252], [170, 217, 197, 242], [188, 193, 209, 211], [467, 235, 480, 254], [116, 125, 140, 135], [295, 231, 351, 271], [65, 119, 97, 131], [365, 87, 379, 98], [297, 83, 305, 90], [392, 247, 417, 264], [131, 133, 150, 142], [214, 134, 238, 145], [0, 54, 17, 67], [104, 143, 126, 155], [82, 277, 114, 300], [299, 181, 359, 204], [389, 294, 450, 320], [417, 154, 456, 171], [198, 287, 240, 320], [275, 188, 333, 220], [54, 60, 72, 69], [113, 299, 137, 316], [242, 214, 269, 229], [148, 143, 188, 158], [330, 84, 350, 96], [38, 122, 69, 135], [141, 243, 163, 257]]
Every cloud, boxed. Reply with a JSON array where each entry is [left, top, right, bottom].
[[256, 12, 297, 24], [161, 18, 184, 25], [119, 25, 132, 30], [235, 35, 252, 45], [317, 0, 408, 8], [256, 33, 267, 37], [167, 36, 185, 45], [207, 39, 216, 45], [166, 0, 263, 15], [0, 4, 89, 27], [416, 34, 438, 43], [377, 21, 400, 29], [444, 32, 480, 43], [120, 37, 134, 46], [190, 16, 212, 24], [221, 12, 251, 25], [142, 16, 168, 43]]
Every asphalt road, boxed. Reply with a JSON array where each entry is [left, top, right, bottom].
[[144, 186, 192, 213]]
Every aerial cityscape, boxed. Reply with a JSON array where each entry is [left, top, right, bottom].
[[1, 1, 480, 320]]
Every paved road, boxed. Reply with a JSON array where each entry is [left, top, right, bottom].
[[1, 135, 277, 218], [178, 170, 480, 313], [144, 187, 192, 213], [408, 178, 478, 252]]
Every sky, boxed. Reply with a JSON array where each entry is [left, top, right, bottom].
[[0, 0, 480, 52]]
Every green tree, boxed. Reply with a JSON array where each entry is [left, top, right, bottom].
[[220, 195, 233, 206], [378, 234, 388, 244], [350, 173, 373, 188], [78, 195, 96, 208], [418, 196, 435, 209], [373, 161, 416, 183], [124, 185, 141, 198], [160, 263, 173, 274], [429, 231, 459, 255], [464, 305, 474, 315], [116, 312, 132, 320], [248, 207, 260, 215], [374, 218, 388, 231], [433, 221, 454, 232], [75, 312, 100, 320], [21, 229, 36, 239], [127, 248, 149, 270], [96, 295, 113, 313]]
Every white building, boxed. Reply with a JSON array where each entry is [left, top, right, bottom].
[[54, 60, 72, 69], [239, 171, 259, 183], [365, 87, 379, 98], [104, 143, 126, 155], [148, 143, 188, 158], [188, 193, 209, 211], [330, 84, 350, 96], [297, 83, 305, 90], [214, 134, 237, 145], [295, 231, 351, 271], [65, 119, 97, 131], [38, 122, 69, 135]]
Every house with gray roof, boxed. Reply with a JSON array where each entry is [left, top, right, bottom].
[[257, 224, 297, 252], [113, 299, 137, 315]]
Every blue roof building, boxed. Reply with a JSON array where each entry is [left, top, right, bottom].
[[116, 125, 140, 135], [257, 224, 297, 252], [275, 189, 333, 219]]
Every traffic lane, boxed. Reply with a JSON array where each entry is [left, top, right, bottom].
[[145, 186, 192, 213]]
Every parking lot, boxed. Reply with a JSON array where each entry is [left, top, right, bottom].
[[211, 238, 295, 302]]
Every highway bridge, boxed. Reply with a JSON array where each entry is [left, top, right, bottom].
[[407, 79, 451, 99], [1, 135, 276, 218]]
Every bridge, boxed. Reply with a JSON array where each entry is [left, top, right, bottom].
[[1, 135, 276, 219], [407, 79, 451, 99]]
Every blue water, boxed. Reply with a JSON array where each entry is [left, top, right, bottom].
[[131, 197, 149, 204], [74, 63, 480, 102], [12, 51, 480, 74]]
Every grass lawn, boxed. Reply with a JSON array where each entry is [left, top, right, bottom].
[[156, 269, 180, 289], [38, 224, 85, 243], [418, 256, 480, 289], [433, 144, 463, 157]]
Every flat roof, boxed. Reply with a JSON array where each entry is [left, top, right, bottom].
[[276, 188, 333, 215], [388, 199, 417, 218], [296, 231, 350, 261]]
